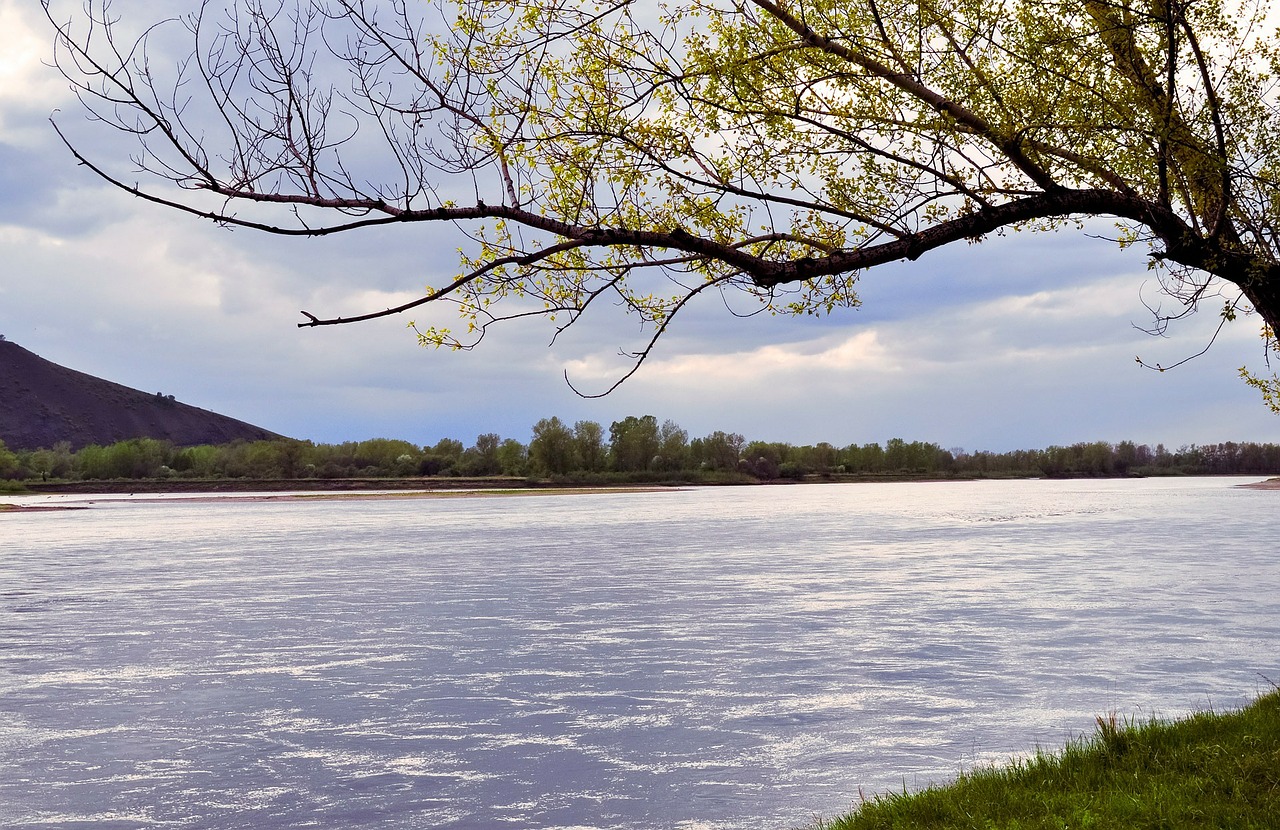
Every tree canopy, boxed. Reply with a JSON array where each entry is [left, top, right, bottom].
[[44, 0, 1280, 395], [7, 429, 1280, 482]]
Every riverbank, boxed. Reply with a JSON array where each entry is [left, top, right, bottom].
[[0, 502, 89, 512], [13, 475, 547, 495], [12, 470, 1276, 497], [7, 474, 1273, 512], [0, 474, 914, 497], [0, 486, 678, 511], [823, 688, 1280, 829]]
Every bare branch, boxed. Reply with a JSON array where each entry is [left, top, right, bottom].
[[42, 0, 1280, 391]]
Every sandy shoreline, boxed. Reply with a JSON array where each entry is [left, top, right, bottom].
[[0, 503, 91, 512], [1, 486, 679, 511], [6, 476, 1276, 511], [124, 486, 679, 504]]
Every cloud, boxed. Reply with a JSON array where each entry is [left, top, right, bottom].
[[557, 264, 1277, 450], [3, 152, 1275, 452], [2, 3, 1277, 453], [0, 1, 72, 146], [566, 329, 898, 387], [7, 166, 1270, 452]]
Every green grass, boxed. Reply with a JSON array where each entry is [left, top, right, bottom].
[[822, 688, 1280, 830]]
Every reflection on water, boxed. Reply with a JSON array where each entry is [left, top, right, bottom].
[[1, 478, 1277, 829]]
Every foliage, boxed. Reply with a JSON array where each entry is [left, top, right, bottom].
[[821, 688, 1280, 829], [44, 0, 1280, 392], [657, 419, 690, 471], [609, 415, 661, 472], [461, 432, 503, 476], [1241, 369, 1280, 414], [0, 440, 21, 479], [529, 416, 576, 475], [692, 430, 746, 471], [74, 438, 173, 480], [496, 437, 529, 476], [573, 420, 608, 472], [8, 418, 1280, 484]]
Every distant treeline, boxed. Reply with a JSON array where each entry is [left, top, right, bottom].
[[3, 414, 1280, 483]]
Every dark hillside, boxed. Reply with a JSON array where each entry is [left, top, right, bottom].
[[0, 339, 283, 450]]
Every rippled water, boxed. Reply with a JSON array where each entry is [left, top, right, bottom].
[[1, 478, 1276, 829]]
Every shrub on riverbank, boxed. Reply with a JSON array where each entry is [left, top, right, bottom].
[[9, 423, 1280, 484], [824, 688, 1280, 829]]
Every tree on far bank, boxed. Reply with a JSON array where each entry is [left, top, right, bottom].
[[529, 417, 575, 475], [694, 431, 746, 471], [497, 438, 529, 476], [799, 442, 838, 473], [459, 433, 502, 476], [609, 416, 661, 472], [572, 421, 607, 473], [0, 440, 19, 478], [657, 420, 690, 471], [45, 0, 1280, 400]]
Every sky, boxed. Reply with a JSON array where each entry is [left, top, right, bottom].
[[3, 1, 1279, 454]]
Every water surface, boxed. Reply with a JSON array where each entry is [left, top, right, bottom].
[[1, 478, 1276, 828]]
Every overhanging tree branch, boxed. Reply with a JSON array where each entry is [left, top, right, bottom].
[[42, 0, 1280, 393]]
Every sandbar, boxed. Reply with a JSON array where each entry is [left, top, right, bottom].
[[0, 503, 90, 512], [2, 486, 680, 511]]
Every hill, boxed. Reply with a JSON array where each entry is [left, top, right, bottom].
[[0, 339, 283, 450]]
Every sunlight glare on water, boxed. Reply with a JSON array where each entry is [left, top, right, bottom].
[[1, 478, 1276, 829]]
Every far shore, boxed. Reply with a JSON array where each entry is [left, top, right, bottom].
[[4, 473, 1275, 508], [6, 473, 915, 498], [16, 476, 564, 495], [0, 502, 91, 512], [2, 486, 678, 511], [0, 481, 688, 512]]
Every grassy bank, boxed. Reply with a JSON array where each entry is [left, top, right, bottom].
[[824, 688, 1280, 829]]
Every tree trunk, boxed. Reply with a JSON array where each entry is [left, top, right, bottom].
[[1234, 262, 1280, 338]]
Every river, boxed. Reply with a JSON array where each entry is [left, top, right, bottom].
[[1, 477, 1276, 828]]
